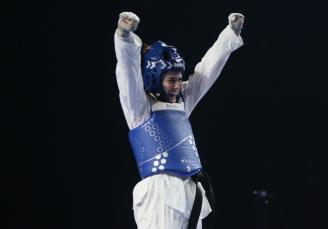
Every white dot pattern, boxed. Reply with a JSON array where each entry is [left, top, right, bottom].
[[189, 136, 198, 152], [135, 142, 144, 161], [136, 118, 201, 175], [143, 121, 174, 151], [140, 119, 176, 174], [152, 124, 158, 129], [151, 151, 170, 173]]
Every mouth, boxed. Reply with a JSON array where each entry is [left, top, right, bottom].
[[168, 91, 180, 97]]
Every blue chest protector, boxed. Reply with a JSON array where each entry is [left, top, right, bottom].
[[128, 102, 202, 179]]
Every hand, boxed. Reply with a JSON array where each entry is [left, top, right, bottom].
[[117, 12, 140, 38], [228, 13, 245, 36]]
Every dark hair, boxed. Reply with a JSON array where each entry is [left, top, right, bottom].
[[142, 43, 151, 55]]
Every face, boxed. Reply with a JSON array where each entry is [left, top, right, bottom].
[[162, 71, 183, 103]]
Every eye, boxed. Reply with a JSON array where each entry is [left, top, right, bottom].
[[167, 78, 182, 84]]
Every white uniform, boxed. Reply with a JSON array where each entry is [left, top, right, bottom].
[[114, 26, 243, 229]]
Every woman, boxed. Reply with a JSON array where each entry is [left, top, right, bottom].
[[114, 11, 244, 229]]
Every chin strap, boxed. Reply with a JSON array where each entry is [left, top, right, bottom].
[[148, 91, 183, 103]]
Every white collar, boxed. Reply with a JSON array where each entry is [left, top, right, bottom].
[[151, 101, 185, 112]]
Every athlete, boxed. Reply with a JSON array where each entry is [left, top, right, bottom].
[[114, 11, 245, 229]]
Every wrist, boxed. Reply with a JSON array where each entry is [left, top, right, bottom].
[[231, 27, 241, 37], [117, 27, 130, 38]]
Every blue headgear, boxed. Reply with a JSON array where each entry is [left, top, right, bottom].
[[143, 41, 185, 101]]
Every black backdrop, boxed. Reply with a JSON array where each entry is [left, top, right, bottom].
[[8, 0, 328, 228]]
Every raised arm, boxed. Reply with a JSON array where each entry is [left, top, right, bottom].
[[183, 13, 245, 116], [114, 12, 150, 130]]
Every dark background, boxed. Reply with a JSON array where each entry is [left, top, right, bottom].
[[7, 0, 328, 228]]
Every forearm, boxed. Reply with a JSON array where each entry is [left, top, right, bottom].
[[183, 25, 243, 115], [114, 31, 149, 130], [194, 25, 243, 82]]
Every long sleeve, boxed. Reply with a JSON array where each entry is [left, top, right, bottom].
[[182, 25, 244, 116], [114, 30, 150, 130]]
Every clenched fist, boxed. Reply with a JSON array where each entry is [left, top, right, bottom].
[[117, 12, 140, 38], [228, 13, 245, 36]]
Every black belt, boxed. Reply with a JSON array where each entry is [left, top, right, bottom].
[[188, 171, 215, 229]]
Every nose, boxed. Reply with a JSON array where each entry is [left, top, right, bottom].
[[173, 81, 181, 90]]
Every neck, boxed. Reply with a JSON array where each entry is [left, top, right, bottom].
[[167, 96, 177, 103]]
